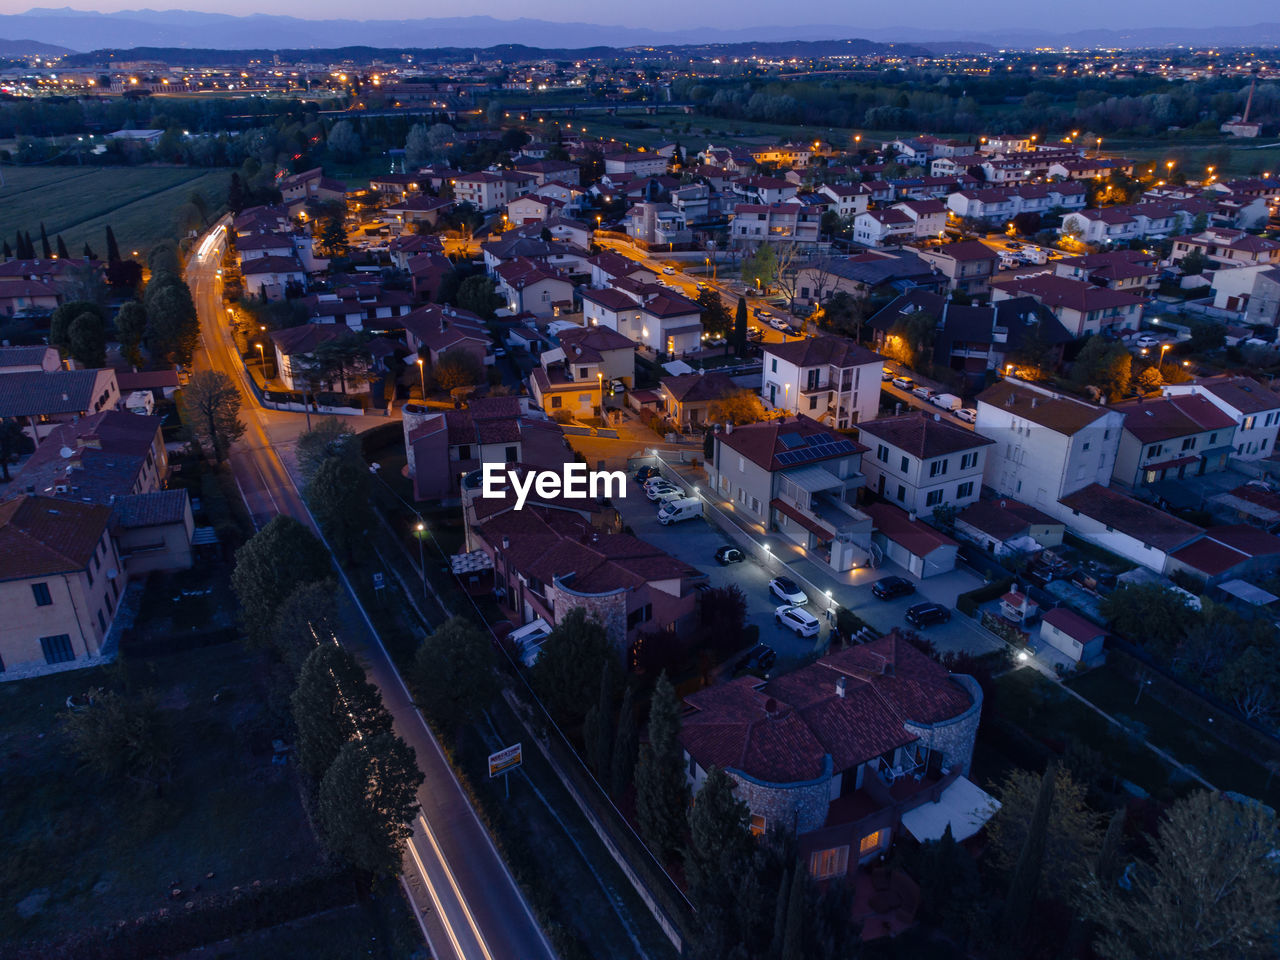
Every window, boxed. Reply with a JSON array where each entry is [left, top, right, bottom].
[[1146, 443, 1163, 458], [1210, 432, 1218, 444], [859, 829, 887, 856], [1082, 441, 1091, 451], [808, 395, 819, 411], [929, 459, 948, 478], [750, 813, 766, 837], [926, 490, 944, 507], [957, 481, 974, 499], [809, 845, 849, 880], [31, 583, 52, 606], [86, 565, 94, 587], [1181, 437, 1196, 451], [738, 455, 746, 472], [806, 369, 820, 391], [40, 634, 75, 665], [627, 604, 652, 629], [457, 444, 471, 460], [896, 484, 906, 502], [551, 396, 562, 409], [960, 452, 978, 470], [97, 609, 107, 633], [876, 444, 889, 463], [900, 456, 909, 473], [505, 445, 518, 462], [579, 367, 588, 379], [1244, 415, 1256, 430], [770, 359, 777, 373]]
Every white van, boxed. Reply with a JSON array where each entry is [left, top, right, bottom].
[[657, 497, 701, 525]]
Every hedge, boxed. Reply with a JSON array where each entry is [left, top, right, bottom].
[[956, 576, 1014, 618]]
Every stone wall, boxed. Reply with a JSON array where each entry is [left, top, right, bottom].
[[550, 580, 628, 651], [726, 755, 833, 836], [400, 403, 435, 479], [903, 673, 982, 776]]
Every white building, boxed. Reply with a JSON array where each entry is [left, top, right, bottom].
[[857, 413, 994, 515], [761, 336, 884, 429], [1162, 377, 1280, 461], [975, 379, 1123, 522]]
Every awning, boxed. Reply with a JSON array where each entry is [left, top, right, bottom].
[[901, 775, 1000, 843], [1143, 455, 1199, 473], [1217, 579, 1280, 607], [783, 464, 846, 493], [771, 498, 833, 539]]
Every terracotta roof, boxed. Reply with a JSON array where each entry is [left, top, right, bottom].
[[661, 371, 736, 404], [641, 292, 701, 318], [992, 274, 1146, 313], [241, 256, 304, 275], [1114, 394, 1237, 443], [1042, 607, 1105, 643], [680, 634, 974, 783], [955, 498, 1060, 541], [858, 413, 993, 459], [269, 323, 351, 355], [112, 489, 189, 528], [864, 501, 958, 556], [1170, 524, 1280, 576], [931, 240, 999, 262], [0, 496, 112, 582], [975, 381, 1108, 435], [116, 370, 180, 391], [764, 335, 882, 369], [718, 414, 866, 472], [1059, 483, 1202, 552], [0, 368, 115, 418], [1184, 377, 1280, 415]]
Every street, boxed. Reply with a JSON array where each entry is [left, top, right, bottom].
[[188, 223, 555, 960]]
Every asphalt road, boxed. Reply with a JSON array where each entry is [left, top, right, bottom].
[[188, 223, 554, 960]]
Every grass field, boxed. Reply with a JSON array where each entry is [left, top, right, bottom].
[[0, 165, 228, 259]]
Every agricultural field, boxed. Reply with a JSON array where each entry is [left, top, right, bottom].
[[0, 165, 228, 259]]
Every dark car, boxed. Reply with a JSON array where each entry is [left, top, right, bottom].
[[872, 576, 916, 600], [633, 466, 660, 484], [715, 545, 745, 565], [735, 643, 777, 673], [905, 602, 952, 628]]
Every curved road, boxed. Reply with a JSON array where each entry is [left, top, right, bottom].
[[188, 223, 555, 960]]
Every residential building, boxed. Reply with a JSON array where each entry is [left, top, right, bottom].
[[975, 379, 1124, 521], [730, 203, 822, 248], [1038, 608, 1106, 666], [235, 232, 295, 261], [1166, 525, 1280, 587], [400, 304, 491, 370], [384, 195, 454, 229], [453, 170, 537, 211], [706, 414, 874, 570], [818, 183, 873, 219], [0, 279, 60, 317], [1059, 483, 1202, 573], [857, 413, 993, 515], [269, 324, 371, 394], [529, 325, 635, 417], [946, 182, 1087, 223], [989, 275, 1145, 337], [506, 194, 566, 225], [278, 167, 346, 204], [495, 258, 575, 317], [954, 498, 1064, 558], [910, 241, 999, 298], [111, 489, 196, 574], [658, 371, 738, 428], [1169, 228, 1280, 270], [852, 208, 914, 247], [1210, 264, 1280, 325], [863, 501, 961, 578], [761, 336, 884, 428], [732, 175, 798, 205], [679, 636, 989, 884], [893, 200, 948, 239], [604, 153, 669, 178], [1162, 376, 1280, 460], [1053, 250, 1159, 294], [241, 256, 306, 301], [9, 410, 168, 502], [624, 202, 692, 246], [0, 345, 60, 374], [792, 250, 946, 306], [298, 288, 414, 331], [0, 496, 126, 680], [1111, 394, 1237, 491], [0, 368, 120, 445]]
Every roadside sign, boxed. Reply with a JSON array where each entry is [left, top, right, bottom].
[[488, 743, 522, 778], [373, 572, 385, 591]]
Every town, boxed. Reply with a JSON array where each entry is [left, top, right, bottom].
[[1, 10, 1279, 960]]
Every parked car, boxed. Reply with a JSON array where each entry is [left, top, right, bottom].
[[912, 385, 936, 401], [775, 605, 821, 638], [643, 474, 670, 491], [930, 392, 962, 411], [767, 316, 790, 331], [881, 366, 895, 382], [892, 375, 915, 391], [610, 378, 626, 394], [735, 643, 777, 673], [905, 602, 952, 628], [769, 577, 808, 605], [715, 545, 745, 565], [705, 336, 727, 347], [956, 408, 978, 424], [872, 576, 916, 600], [746, 327, 764, 341], [657, 497, 702, 525], [654, 490, 685, 508], [633, 466, 660, 484], [1134, 334, 1161, 348], [662, 265, 676, 275], [646, 480, 681, 501], [696, 281, 708, 291]]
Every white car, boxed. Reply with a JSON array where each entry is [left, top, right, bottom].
[[646, 481, 680, 501], [662, 265, 676, 275], [643, 474, 668, 490], [956, 408, 978, 424], [892, 375, 914, 391], [769, 577, 808, 606], [912, 385, 935, 401], [767, 316, 790, 331], [654, 490, 685, 508], [775, 605, 820, 638], [1134, 334, 1161, 348]]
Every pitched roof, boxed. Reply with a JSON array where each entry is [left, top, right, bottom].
[[0, 496, 112, 581], [1169, 524, 1280, 576], [1185, 376, 1280, 414], [269, 323, 352, 355], [0, 344, 55, 369], [955, 498, 1061, 540], [858, 412, 993, 459], [661, 371, 737, 403], [557, 324, 635, 359], [1059, 483, 1203, 552], [976, 381, 1109, 435], [241, 255, 304, 275], [581, 287, 640, 312], [1042, 607, 1105, 643], [864, 501, 958, 556], [717, 414, 866, 472], [1114, 394, 1237, 443], [112, 489, 190, 528], [991, 274, 1146, 313], [0, 368, 114, 418], [640, 292, 700, 318], [764, 335, 882, 369], [680, 634, 974, 783]]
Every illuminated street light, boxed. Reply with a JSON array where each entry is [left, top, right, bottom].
[[416, 357, 425, 398]]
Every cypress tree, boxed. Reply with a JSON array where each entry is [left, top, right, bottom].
[[25, 231, 36, 259], [734, 296, 748, 356], [2, 240, 10, 259], [39, 223, 51, 259], [771, 867, 792, 957], [634, 671, 690, 860], [83, 242, 95, 260], [1000, 762, 1057, 951], [780, 861, 806, 960], [582, 664, 615, 779], [684, 766, 751, 896], [55, 235, 69, 260], [105, 224, 121, 262], [609, 684, 637, 798]]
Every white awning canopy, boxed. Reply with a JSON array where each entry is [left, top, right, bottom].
[[1218, 578, 1279, 607], [901, 775, 1000, 843]]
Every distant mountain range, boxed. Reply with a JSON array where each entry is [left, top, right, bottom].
[[0, 36, 71, 57], [2, 8, 1280, 54]]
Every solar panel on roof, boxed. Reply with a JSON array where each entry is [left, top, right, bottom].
[[778, 432, 806, 449]]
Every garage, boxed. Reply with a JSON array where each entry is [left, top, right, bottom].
[[865, 502, 959, 579]]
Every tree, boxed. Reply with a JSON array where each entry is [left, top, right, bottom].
[[1071, 335, 1132, 401], [180, 370, 246, 463], [105, 224, 121, 262], [909, 824, 983, 941], [987, 765, 1101, 904], [685, 766, 752, 895], [55, 234, 69, 260], [269, 578, 340, 674], [0, 418, 32, 481], [455, 274, 503, 319], [779, 860, 806, 960], [60, 688, 172, 789], [733, 296, 748, 357], [317, 733, 424, 877], [708, 389, 768, 426], [530, 608, 616, 726], [432, 347, 484, 393], [696, 287, 732, 338], [231, 515, 332, 644], [696, 585, 749, 658], [67, 311, 107, 368], [742, 242, 778, 292], [49, 300, 105, 356], [404, 123, 432, 167], [1215, 645, 1279, 724], [227, 173, 246, 214], [82, 242, 96, 261], [306, 445, 373, 562], [818, 290, 870, 342], [39, 221, 52, 259], [144, 275, 200, 366], [1000, 762, 1057, 948], [882, 309, 937, 370], [115, 300, 148, 369], [1099, 582, 1199, 657], [326, 119, 362, 161], [411, 616, 500, 732], [1081, 790, 1280, 960], [610, 684, 638, 797], [1135, 365, 1164, 392], [319, 216, 348, 259], [582, 664, 615, 778], [1179, 248, 1208, 276], [296, 416, 357, 483], [292, 642, 393, 781], [635, 671, 689, 860]]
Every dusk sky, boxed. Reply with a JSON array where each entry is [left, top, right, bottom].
[[2, 1, 1279, 30]]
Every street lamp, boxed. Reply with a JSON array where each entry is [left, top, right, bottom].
[[597, 371, 604, 415], [416, 357, 425, 399], [1160, 342, 1171, 371], [255, 341, 265, 372], [415, 522, 427, 599]]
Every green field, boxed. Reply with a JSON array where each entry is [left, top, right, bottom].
[[0, 165, 228, 260]]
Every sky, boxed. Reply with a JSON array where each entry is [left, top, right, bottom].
[[2, 1, 1279, 31]]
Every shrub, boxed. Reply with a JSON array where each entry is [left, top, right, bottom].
[[956, 576, 1014, 618]]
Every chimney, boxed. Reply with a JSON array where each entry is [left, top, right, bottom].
[[1030, 397, 1039, 408], [725, 423, 733, 434], [501, 536, 510, 549], [835, 676, 846, 698], [764, 697, 778, 718]]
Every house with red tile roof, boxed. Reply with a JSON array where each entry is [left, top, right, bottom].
[[990, 274, 1145, 337], [863, 501, 960, 578], [1111, 394, 1237, 491], [954, 497, 1064, 557], [384, 194, 454, 229], [910, 240, 999, 298], [762, 335, 884, 428], [679, 634, 988, 882], [1053, 250, 1159, 294], [0, 496, 127, 679], [857, 413, 994, 517], [529, 324, 635, 418], [706, 415, 874, 571], [1166, 525, 1280, 586], [658, 371, 738, 428], [1162, 376, 1280, 461], [494, 257, 575, 318], [10, 410, 168, 503], [241, 255, 307, 302], [268, 324, 373, 394], [1059, 483, 1203, 572], [0, 368, 121, 445], [400, 303, 491, 371], [1038, 608, 1106, 666], [1170, 227, 1280, 270]]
